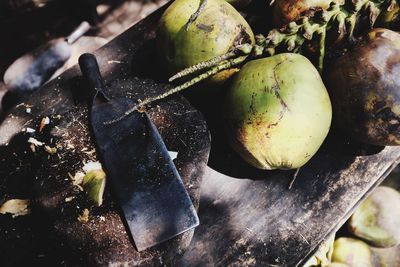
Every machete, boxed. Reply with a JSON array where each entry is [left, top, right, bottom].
[[78, 53, 199, 251]]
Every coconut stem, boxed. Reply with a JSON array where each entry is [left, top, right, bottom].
[[169, 43, 253, 82], [104, 56, 248, 125], [263, 0, 392, 60]]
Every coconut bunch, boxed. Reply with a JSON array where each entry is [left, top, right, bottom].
[[111, 0, 400, 170]]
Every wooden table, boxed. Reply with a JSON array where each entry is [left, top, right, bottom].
[[1, 3, 400, 266]]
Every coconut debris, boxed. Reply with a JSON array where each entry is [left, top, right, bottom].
[[78, 208, 90, 223], [28, 137, 44, 147], [0, 199, 31, 218]]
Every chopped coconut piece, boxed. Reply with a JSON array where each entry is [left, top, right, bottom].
[[28, 137, 44, 146], [44, 145, 57, 155], [65, 196, 75, 202], [70, 171, 85, 186], [99, 216, 106, 222], [168, 151, 178, 160], [26, 108, 31, 114], [83, 161, 102, 173], [83, 170, 106, 207], [78, 208, 90, 223], [0, 199, 31, 217], [25, 127, 35, 133]]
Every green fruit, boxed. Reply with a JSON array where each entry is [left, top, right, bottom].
[[158, 0, 254, 80], [326, 28, 400, 146], [82, 170, 106, 207], [332, 238, 377, 267], [224, 53, 332, 170], [349, 186, 400, 248]]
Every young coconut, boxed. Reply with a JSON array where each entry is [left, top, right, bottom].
[[348, 186, 400, 248], [224, 53, 332, 170], [158, 0, 254, 82], [326, 28, 400, 146], [331, 237, 378, 267]]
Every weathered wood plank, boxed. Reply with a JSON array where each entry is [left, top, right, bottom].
[[1, 3, 400, 267], [173, 108, 400, 266]]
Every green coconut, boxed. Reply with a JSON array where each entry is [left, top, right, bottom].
[[224, 53, 332, 170], [348, 186, 400, 248], [158, 0, 254, 82], [331, 237, 377, 267]]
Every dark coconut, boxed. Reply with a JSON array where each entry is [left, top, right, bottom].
[[326, 28, 400, 146]]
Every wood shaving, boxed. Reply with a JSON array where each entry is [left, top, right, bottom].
[[25, 127, 36, 133], [69, 171, 85, 186], [82, 161, 102, 173], [65, 196, 75, 202], [0, 199, 31, 217], [28, 137, 44, 146], [76, 185, 84, 191], [77, 208, 90, 223]]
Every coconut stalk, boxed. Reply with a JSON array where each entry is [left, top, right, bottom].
[[106, 0, 397, 124]]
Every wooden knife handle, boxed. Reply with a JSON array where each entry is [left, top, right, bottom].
[[79, 53, 109, 102]]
